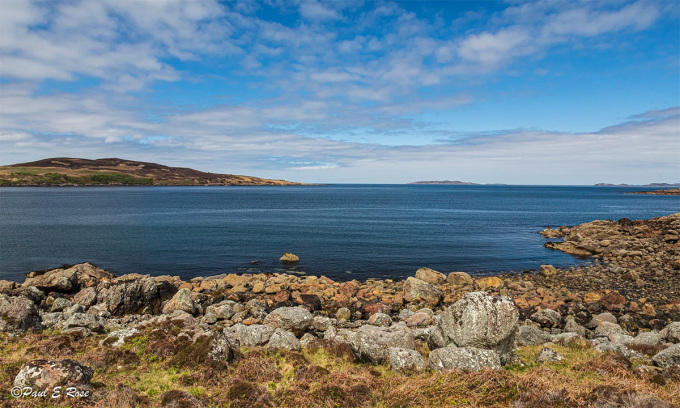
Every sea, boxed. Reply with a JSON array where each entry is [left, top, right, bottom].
[[0, 185, 678, 283]]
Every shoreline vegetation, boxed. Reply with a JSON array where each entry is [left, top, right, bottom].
[[0, 158, 303, 187], [1, 214, 680, 407]]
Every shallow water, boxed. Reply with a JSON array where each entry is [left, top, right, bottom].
[[0, 185, 678, 282]]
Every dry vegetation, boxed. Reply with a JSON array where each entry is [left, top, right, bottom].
[[1, 327, 678, 408]]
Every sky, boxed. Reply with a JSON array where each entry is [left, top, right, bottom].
[[0, 0, 679, 184]]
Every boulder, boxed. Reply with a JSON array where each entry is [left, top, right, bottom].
[[476, 276, 502, 290], [96, 276, 168, 315], [162, 288, 196, 315], [0, 294, 40, 335], [72, 287, 97, 308], [23, 262, 114, 293], [63, 313, 104, 333], [264, 307, 313, 336], [447, 272, 473, 286], [230, 324, 274, 346], [517, 325, 552, 346], [439, 292, 519, 364], [348, 324, 416, 363], [207, 331, 236, 362], [535, 347, 563, 363], [428, 346, 501, 372], [652, 343, 680, 368], [100, 328, 140, 348], [630, 331, 662, 346], [336, 307, 351, 321], [0, 280, 16, 294], [368, 313, 392, 327], [14, 359, 93, 389], [587, 312, 617, 328], [386, 347, 425, 372], [266, 329, 301, 351], [594, 321, 624, 338], [403, 277, 443, 307], [205, 300, 236, 321], [406, 312, 434, 328], [279, 252, 299, 263], [563, 316, 587, 337], [530, 309, 561, 328], [660, 322, 680, 343], [415, 268, 446, 285], [539, 265, 557, 277], [50, 297, 73, 312]]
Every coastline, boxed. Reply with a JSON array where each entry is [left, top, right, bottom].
[[1, 213, 679, 406]]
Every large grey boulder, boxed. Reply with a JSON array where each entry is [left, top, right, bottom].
[[386, 347, 425, 372], [563, 316, 587, 337], [63, 313, 104, 334], [96, 276, 169, 315], [205, 300, 235, 321], [403, 277, 443, 307], [438, 292, 519, 364], [517, 325, 552, 346], [594, 321, 624, 338], [530, 309, 561, 328], [14, 359, 93, 389], [0, 294, 40, 335], [660, 322, 680, 343], [630, 331, 662, 346], [348, 324, 416, 363], [428, 346, 501, 372], [652, 343, 680, 368], [229, 324, 274, 346], [588, 312, 617, 329], [266, 329, 301, 351], [208, 331, 236, 362], [162, 288, 196, 315], [264, 307, 313, 336]]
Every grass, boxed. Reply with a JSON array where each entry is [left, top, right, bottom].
[[0, 328, 678, 408]]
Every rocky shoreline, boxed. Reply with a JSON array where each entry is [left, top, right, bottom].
[[1, 213, 679, 407]]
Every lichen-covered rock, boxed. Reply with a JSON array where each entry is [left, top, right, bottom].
[[22, 262, 114, 294], [415, 268, 446, 285], [348, 324, 415, 363], [266, 328, 301, 351], [630, 331, 662, 346], [439, 292, 519, 364], [14, 359, 93, 389], [205, 300, 236, 321], [403, 277, 443, 307], [264, 307, 312, 336], [336, 307, 351, 321], [539, 265, 557, 277], [63, 313, 104, 333], [229, 324, 274, 346], [517, 325, 552, 346], [368, 313, 392, 327], [162, 288, 196, 315], [386, 347, 425, 372], [100, 328, 140, 348], [96, 276, 168, 315], [208, 331, 236, 362], [428, 346, 501, 372], [564, 316, 587, 337], [50, 297, 72, 312], [406, 312, 434, 328], [530, 309, 561, 328], [279, 252, 299, 263], [660, 322, 680, 343], [594, 321, 624, 338], [0, 294, 40, 335], [447, 272, 473, 286], [652, 343, 680, 368], [588, 312, 617, 328], [535, 347, 563, 363], [72, 287, 97, 308]]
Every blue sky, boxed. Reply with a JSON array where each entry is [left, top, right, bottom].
[[0, 0, 678, 184]]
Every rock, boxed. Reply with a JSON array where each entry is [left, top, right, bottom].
[[63, 313, 104, 333], [336, 307, 351, 321], [563, 316, 587, 337], [652, 344, 680, 368], [535, 347, 563, 363], [72, 287, 97, 308], [415, 267, 446, 285], [476, 276, 502, 290], [588, 312, 617, 328], [0, 280, 17, 294], [0, 294, 41, 335], [439, 292, 519, 364], [398, 309, 415, 321], [594, 342, 644, 360], [266, 328, 301, 351], [594, 321, 624, 338], [539, 265, 557, 277], [100, 328, 140, 348], [41, 312, 64, 329], [300, 333, 316, 348], [368, 313, 392, 327], [406, 312, 433, 328], [96, 276, 166, 315], [517, 325, 552, 346], [14, 359, 93, 389], [530, 309, 561, 328], [230, 324, 274, 346], [208, 331, 236, 362], [631, 331, 662, 346], [386, 347, 425, 372], [312, 316, 332, 332], [348, 324, 416, 363], [162, 288, 196, 315], [428, 346, 501, 372], [660, 322, 680, 343], [264, 306, 312, 336], [50, 297, 72, 312], [403, 277, 443, 307], [22, 269, 78, 293], [205, 301, 234, 321], [447, 272, 473, 286], [280, 252, 299, 263]]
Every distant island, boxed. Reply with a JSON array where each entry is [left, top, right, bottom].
[[410, 180, 478, 185], [594, 183, 680, 187], [0, 158, 302, 186]]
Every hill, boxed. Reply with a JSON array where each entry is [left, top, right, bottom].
[[0, 158, 302, 186]]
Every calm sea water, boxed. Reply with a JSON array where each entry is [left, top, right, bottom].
[[0, 185, 678, 282]]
